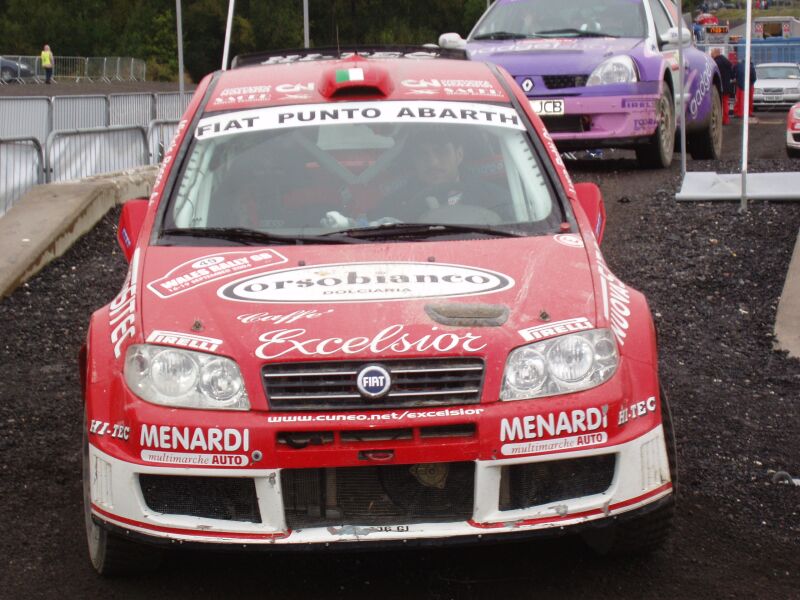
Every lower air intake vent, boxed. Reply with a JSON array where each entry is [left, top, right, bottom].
[[139, 475, 261, 523], [499, 454, 615, 511], [281, 462, 474, 529]]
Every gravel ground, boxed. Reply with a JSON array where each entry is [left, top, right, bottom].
[[0, 112, 797, 599]]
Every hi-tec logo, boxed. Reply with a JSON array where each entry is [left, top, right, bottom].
[[219, 262, 515, 304], [357, 365, 392, 399]]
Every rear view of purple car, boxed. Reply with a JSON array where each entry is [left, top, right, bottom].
[[439, 0, 723, 168]]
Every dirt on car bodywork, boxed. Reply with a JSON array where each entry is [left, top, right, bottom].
[[0, 117, 797, 598]]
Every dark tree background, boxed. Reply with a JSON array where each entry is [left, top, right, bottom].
[[0, 0, 490, 81]]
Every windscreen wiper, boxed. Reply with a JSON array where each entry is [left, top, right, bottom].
[[534, 28, 619, 38], [472, 31, 534, 40], [160, 227, 363, 245], [320, 222, 526, 240]]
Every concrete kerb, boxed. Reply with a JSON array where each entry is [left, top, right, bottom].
[[775, 228, 800, 359], [0, 166, 156, 300]]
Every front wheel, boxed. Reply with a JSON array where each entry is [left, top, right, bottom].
[[0, 67, 14, 83], [689, 86, 723, 160], [635, 86, 675, 169], [787, 146, 800, 159], [582, 386, 677, 556], [83, 424, 164, 575]]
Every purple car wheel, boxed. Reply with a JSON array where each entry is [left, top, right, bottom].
[[636, 86, 675, 169], [689, 86, 723, 160]]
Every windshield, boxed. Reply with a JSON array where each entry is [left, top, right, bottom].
[[161, 100, 562, 244], [756, 65, 800, 80], [470, 0, 647, 40]]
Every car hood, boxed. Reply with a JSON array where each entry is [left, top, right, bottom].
[[755, 78, 800, 89], [138, 236, 597, 364], [466, 37, 643, 76]]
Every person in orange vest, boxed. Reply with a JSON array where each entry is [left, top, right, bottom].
[[41, 44, 54, 84]]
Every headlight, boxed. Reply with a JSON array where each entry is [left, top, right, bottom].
[[125, 345, 249, 410], [793, 107, 800, 119], [500, 329, 618, 401], [587, 56, 638, 86]]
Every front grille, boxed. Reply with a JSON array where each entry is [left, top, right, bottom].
[[763, 87, 783, 94], [543, 75, 588, 89], [263, 358, 484, 410], [281, 462, 475, 529], [541, 115, 585, 133], [499, 454, 616, 511], [139, 475, 261, 523]]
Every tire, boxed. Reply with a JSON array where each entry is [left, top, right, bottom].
[[787, 146, 800, 159], [582, 387, 677, 556], [689, 86, 723, 160], [635, 85, 675, 169], [0, 67, 14, 83], [83, 424, 164, 575]]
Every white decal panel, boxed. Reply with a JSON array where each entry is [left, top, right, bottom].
[[499, 406, 609, 457], [147, 250, 288, 298], [109, 249, 139, 359], [530, 98, 565, 116], [218, 262, 514, 304], [518, 317, 593, 343], [146, 330, 223, 352], [195, 101, 525, 140], [595, 249, 631, 345], [139, 425, 250, 467]]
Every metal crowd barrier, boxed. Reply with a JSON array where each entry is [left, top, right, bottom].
[[147, 120, 180, 164], [53, 95, 109, 131], [0, 55, 147, 84], [46, 126, 148, 183], [0, 137, 44, 216], [0, 97, 52, 143], [155, 92, 194, 120], [110, 93, 154, 127]]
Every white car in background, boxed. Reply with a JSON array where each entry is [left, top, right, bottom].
[[753, 63, 800, 109]]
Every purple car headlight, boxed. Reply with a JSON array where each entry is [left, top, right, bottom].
[[587, 56, 639, 86]]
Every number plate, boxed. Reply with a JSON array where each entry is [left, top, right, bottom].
[[765, 95, 782, 102], [530, 98, 565, 116]]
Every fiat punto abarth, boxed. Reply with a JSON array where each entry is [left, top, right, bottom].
[[81, 47, 675, 574]]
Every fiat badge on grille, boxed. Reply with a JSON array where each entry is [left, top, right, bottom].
[[356, 365, 391, 399]]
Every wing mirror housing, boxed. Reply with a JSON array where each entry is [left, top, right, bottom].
[[438, 32, 467, 50], [574, 182, 606, 244], [660, 26, 693, 47], [117, 198, 148, 262]]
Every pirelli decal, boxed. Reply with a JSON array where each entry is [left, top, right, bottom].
[[195, 101, 525, 140]]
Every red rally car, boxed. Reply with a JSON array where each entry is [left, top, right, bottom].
[[81, 47, 676, 574]]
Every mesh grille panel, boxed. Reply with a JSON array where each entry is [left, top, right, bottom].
[[499, 454, 616, 511], [541, 115, 585, 133], [264, 358, 484, 410], [543, 75, 588, 89], [282, 462, 474, 529], [139, 475, 261, 523]]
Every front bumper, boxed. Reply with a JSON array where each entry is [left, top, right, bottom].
[[754, 94, 800, 109], [527, 82, 662, 148], [786, 128, 800, 150], [88, 424, 672, 546]]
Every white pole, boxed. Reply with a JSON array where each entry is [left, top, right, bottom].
[[222, 0, 236, 70], [303, 0, 310, 48], [176, 0, 185, 96], [678, 2, 686, 179], [740, 0, 753, 213]]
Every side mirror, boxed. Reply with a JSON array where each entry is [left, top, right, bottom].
[[117, 198, 149, 262], [574, 182, 606, 244], [660, 26, 693, 46], [438, 32, 467, 50]]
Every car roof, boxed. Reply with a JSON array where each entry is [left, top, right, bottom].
[[205, 55, 511, 113], [757, 62, 800, 68]]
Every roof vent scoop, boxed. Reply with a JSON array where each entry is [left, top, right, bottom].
[[425, 303, 510, 327], [319, 57, 393, 98]]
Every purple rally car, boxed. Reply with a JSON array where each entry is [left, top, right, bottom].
[[439, 0, 723, 168]]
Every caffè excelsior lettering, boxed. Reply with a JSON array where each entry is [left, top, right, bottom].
[[255, 324, 486, 360]]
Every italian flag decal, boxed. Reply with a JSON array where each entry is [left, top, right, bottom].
[[335, 68, 365, 83]]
